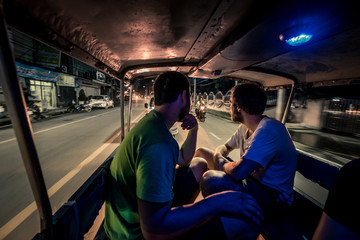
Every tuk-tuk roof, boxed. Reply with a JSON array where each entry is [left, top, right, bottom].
[[3, 0, 360, 88]]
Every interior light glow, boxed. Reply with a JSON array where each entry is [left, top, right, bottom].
[[281, 33, 313, 46], [135, 68, 149, 74]]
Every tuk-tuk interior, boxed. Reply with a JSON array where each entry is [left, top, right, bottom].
[[0, 0, 359, 239]]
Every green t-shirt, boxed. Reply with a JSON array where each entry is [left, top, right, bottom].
[[104, 110, 179, 240]]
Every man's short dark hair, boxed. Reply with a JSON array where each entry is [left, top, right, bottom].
[[231, 83, 267, 115], [153, 71, 190, 106]]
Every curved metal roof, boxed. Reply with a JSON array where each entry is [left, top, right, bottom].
[[2, 0, 360, 87]]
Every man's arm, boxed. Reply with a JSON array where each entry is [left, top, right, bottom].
[[223, 158, 261, 182], [138, 190, 263, 240], [178, 114, 198, 166], [214, 143, 233, 157], [212, 143, 234, 170]]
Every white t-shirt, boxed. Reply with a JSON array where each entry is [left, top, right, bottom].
[[226, 123, 254, 159], [226, 117, 297, 205]]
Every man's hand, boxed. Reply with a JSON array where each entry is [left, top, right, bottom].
[[180, 114, 198, 131], [207, 190, 264, 226], [213, 153, 231, 171], [250, 166, 266, 181]]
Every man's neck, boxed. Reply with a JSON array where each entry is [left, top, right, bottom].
[[243, 115, 265, 133], [155, 104, 179, 129]]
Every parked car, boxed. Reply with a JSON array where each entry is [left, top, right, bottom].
[[0, 104, 6, 118], [145, 96, 178, 136], [89, 95, 114, 109]]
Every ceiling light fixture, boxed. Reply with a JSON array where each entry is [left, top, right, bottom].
[[280, 33, 312, 46]]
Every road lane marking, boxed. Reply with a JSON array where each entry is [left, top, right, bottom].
[[209, 132, 221, 140], [0, 142, 117, 239], [0, 109, 147, 145], [0, 110, 147, 238], [0, 137, 16, 145], [132, 110, 146, 122], [0, 202, 37, 240], [0, 112, 111, 145]]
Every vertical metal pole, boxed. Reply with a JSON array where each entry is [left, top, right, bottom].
[[127, 85, 134, 134], [276, 88, 285, 121], [120, 80, 125, 141], [0, 4, 52, 240], [110, 78, 114, 101], [193, 78, 196, 104], [282, 82, 296, 124]]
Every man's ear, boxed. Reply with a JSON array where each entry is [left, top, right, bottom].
[[181, 90, 187, 103]]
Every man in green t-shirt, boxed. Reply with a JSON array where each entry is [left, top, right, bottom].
[[104, 71, 263, 240]]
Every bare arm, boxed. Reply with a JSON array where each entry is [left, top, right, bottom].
[[214, 143, 233, 158], [223, 158, 261, 182], [178, 114, 198, 167], [138, 191, 263, 240], [213, 143, 234, 170]]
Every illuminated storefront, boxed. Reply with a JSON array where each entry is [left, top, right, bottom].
[[16, 62, 59, 110]]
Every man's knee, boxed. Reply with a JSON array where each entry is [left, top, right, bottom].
[[200, 170, 237, 197], [189, 157, 208, 183], [194, 147, 213, 160]]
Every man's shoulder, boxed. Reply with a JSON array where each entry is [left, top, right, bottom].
[[121, 111, 177, 152], [260, 117, 284, 129], [256, 117, 290, 139], [143, 138, 178, 151], [237, 123, 248, 132], [133, 111, 167, 134]]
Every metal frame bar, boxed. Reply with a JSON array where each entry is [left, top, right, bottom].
[[127, 85, 134, 134], [120, 80, 125, 141], [0, 4, 52, 239], [281, 81, 296, 124]]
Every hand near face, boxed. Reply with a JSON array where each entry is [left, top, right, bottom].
[[180, 114, 198, 131]]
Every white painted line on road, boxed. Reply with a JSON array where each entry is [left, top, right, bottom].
[[0, 201, 37, 240], [47, 143, 110, 196], [35, 113, 110, 135], [0, 109, 119, 145], [209, 132, 221, 140], [0, 142, 116, 239], [132, 110, 146, 123], [0, 137, 16, 145], [0, 110, 146, 239]]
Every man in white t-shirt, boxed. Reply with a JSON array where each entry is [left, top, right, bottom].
[[195, 83, 298, 221]]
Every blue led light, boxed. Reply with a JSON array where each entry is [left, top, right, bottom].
[[284, 33, 312, 46]]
